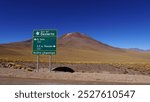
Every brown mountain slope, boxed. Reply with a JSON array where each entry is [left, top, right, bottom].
[[0, 32, 150, 63], [58, 32, 124, 52]]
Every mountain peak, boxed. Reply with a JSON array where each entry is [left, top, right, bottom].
[[61, 32, 90, 40], [58, 32, 120, 52]]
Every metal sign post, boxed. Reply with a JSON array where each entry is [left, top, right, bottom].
[[49, 55, 52, 72], [37, 55, 39, 72]]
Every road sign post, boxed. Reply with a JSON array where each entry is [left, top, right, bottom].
[[32, 29, 57, 72], [37, 55, 39, 72], [49, 55, 52, 72]]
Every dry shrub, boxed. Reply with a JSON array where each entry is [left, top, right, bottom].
[[14, 65, 22, 69], [27, 67, 34, 72], [7, 62, 15, 68]]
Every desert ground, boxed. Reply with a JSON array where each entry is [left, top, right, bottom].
[[0, 60, 150, 85], [0, 68, 150, 85]]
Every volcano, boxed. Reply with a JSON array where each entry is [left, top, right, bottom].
[[0, 32, 150, 63]]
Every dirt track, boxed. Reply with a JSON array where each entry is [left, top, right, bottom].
[[0, 68, 150, 85]]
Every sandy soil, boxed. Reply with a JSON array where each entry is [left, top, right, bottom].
[[0, 68, 150, 85]]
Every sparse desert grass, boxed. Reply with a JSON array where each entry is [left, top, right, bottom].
[[1, 45, 150, 63], [102, 62, 150, 75], [108, 62, 150, 74], [1, 57, 150, 75], [1, 44, 150, 75]]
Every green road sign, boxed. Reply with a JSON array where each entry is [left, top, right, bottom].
[[32, 30, 57, 55]]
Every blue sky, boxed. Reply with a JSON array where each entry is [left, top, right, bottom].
[[0, 0, 150, 49]]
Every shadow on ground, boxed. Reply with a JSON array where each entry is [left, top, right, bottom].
[[52, 67, 75, 73]]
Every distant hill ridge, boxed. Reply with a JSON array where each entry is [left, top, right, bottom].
[[128, 48, 150, 52]]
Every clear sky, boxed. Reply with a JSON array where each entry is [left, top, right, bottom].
[[0, 0, 150, 49]]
